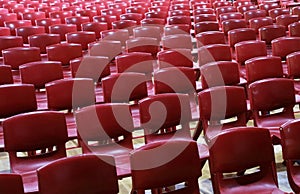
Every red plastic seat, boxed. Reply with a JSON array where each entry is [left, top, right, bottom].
[[228, 28, 256, 47], [170, 3, 190, 10], [276, 14, 299, 31], [88, 40, 122, 62], [47, 43, 83, 66], [120, 13, 143, 24], [164, 24, 191, 35], [194, 14, 217, 23], [65, 16, 90, 31], [140, 18, 166, 29], [272, 36, 300, 59], [93, 15, 117, 29], [0, 27, 10, 36], [102, 72, 148, 103], [112, 20, 137, 35], [66, 31, 96, 50], [194, 21, 220, 34], [158, 48, 193, 69], [209, 127, 286, 194], [245, 56, 283, 84], [248, 78, 295, 143], [49, 24, 77, 41], [126, 37, 160, 57], [130, 140, 202, 194], [76, 10, 97, 21], [21, 12, 46, 25], [133, 26, 162, 41], [4, 20, 32, 36], [222, 19, 247, 35], [75, 103, 134, 178], [235, 40, 267, 66], [198, 44, 232, 66], [292, 6, 300, 17], [28, 33, 60, 54], [15, 26, 45, 44], [286, 51, 300, 93], [37, 155, 119, 194], [0, 174, 24, 194], [213, 1, 232, 9], [258, 24, 286, 44], [249, 17, 273, 33], [81, 22, 108, 39], [0, 36, 23, 57], [216, 6, 237, 18], [237, 4, 258, 15], [126, 6, 147, 15], [38, 6, 60, 18], [101, 29, 130, 47], [3, 47, 41, 70], [259, 3, 281, 13], [269, 8, 290, 22], [3, 111, 68, 193], [289, 22, 300, 37], [101, 8, 122, 20], [49, 11, 73, 24], [0, 13, 17, 26], [193, 8, 214, 16], [0, 65, 13, 85], [162, 34, 193, 50], [35, 18, 61, 33], [244, 9, 267, 23], [219, 12, 243, 23], [280, 119, 300, 194], [196, 31, 225, 47], [167, 15, 192, 30], [198, 86, 247, 140], [169, 9, 191, 17]]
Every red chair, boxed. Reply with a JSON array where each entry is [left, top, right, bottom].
[[112, 20, 137, 35], [222, 19, 247, 35], [21, 12, 46, 25], [0, 65, 13, 85], [258, 24, 286, 45], [3, 111, 68, 193], [287, 51, 300, 94], [216, 6, 237, 18], [209, 127, 286, 194], [0, 36, 23, 57], [130, 140, 202, 194], [28, 33, 61, 54], [194, 21, 219, 34], [193, 8, 214, 16], [213, 1, 232, 9], [75, 103, 134, 178], [235, 40, 267, 66], [3, 47, 41, 70], [49, 24, 77, 41], [120, 13, 143, 24], [4, 20, 32, 36], [162, 34, 193, 50], [47, 43, 83, 66], [269, 8, 290, 22], [49, 11, 73, 24], [35, 18, 61, 33], [219, 12, 243, 23], [65, 16, 90, 31], [15, 26, 45, 44], [88, 40, 122, 62], [133, 26, 162, 42], [140, 18, 166, 29], [276, 14, 299, 30], [37, 155, 119, 194], [272, 36, 300, 59], [289, 22, 300, 37], [101, 8, 122, 20], [70, 56, 110, 82], [101, 29, 130, 47], [244, 9, 267, 23], [292, 6, 300, 17], [198, 86, 247, 140], [66, 31, 96, 50], [280, 119, 300, 194], [93, 15, 117, 29], [126, 37, 160, 57], [170, 3, 190, 10], [249, 17, 273, 33], [0, 13, 17, 26], [164, 24, 191, 35], [167, 15, 192, 30], [81, 22, 108, 39], [0, 174, 24, 194], [126, 6, 147, 15], [194, 14, 217, 23], [259, 3, 280, 13], [245, 56, 283, 84], [46, 78, 95, 139], [237, 4, 258, 15], [38, 6, 60, 18], [228, 28, 256, 47], [196, 31, 225, 47], [102, 72, 148, 103], [76, 10, 97, 21], [248, 78, 295, 143], [200, 61, 241, 89], [0, 27, 10, 36], [169, 9, 191, 17], [198, 44, 232, 66]]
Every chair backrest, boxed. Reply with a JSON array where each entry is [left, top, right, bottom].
[[198, 86, 247, 139], [157, 48, 193, 69], [272, 37, 300, 59], [0, 174, 24, 194], [162, 34, 193, 50], [222, 19, 247, 35], [126, 37, 160, 56], [28, 33, 61, 54], [287, 51, 300, 79], [194, 21, 219, 34], [228, 28, 256, 47], [258, 24, 286, 45], [37, 154, 119, 194], [0, 65, 13, 85], [3, 111, 68, 173], [75, 103, 134, 153], [198, 44, 232, 66], [235, 40, 267, 65], [88, 40, 122, 62], [46, 78, 95, 111], [0, 84, 37, 118], [196, 31, 225, 47], [139, 93, 192, 143], [130, 140, 201, 194], [288, 22, 300, 37], [209, 127, 278, 194]]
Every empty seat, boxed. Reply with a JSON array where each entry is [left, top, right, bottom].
[[93, 15, 117, 29], [164, 24, 191, 35], [222, 19, 247, 35], [112, 20, 137, 35], [216, 6, 237, 18], [126, 37, 160, 57], [28, 33, 61, 54], [259, 3, 280, 13], [196, 31, 226, 47], [286, 51, 300, 93], [276, 14, 299, 30], [4, 19, 32, 36], [167, 15, 192, 30], [65, 16, 90, 31], [249, 17, 273, 33], [35, 18, 61, 33], [235, 40, 267, 65], [47, 43, 83, 66], [15, 26, 45, 44], [0, 174, 24, 194], [194, 14, 217, 23], [157, 48, 194, 69], [49, 24, 77, 41], [272, 36, 300, 59], [198, 44, 232, 66], [259, 24, 286, 44], [269, 8, 290, 22], [194, 21, 219, 34], [193, 8, 214, 16], [169, 10, 192, 17], [0, 13, 17, 26], [49, 11, 73, 24], [0, 27, 10, 36], [244, 9, 267, 23], [289, 22, 300, 37], [219, 12, 243, 23], [133, 26, 162, 42], [81, 22, 108, 39], [237, 4, 258, 15], [76, 10, 98, 21], [3, 47, 41, 70], [0, 65, 13, 85], [120, 13, 143, 24], [88, 40, 122, 62], [101, 29, 130, 47], [228, 28, 256, 47], [162, 34, 193, 50], [66, 31, 96, 50], [0, 36, 23, 57], [21, 12, 46, 25]]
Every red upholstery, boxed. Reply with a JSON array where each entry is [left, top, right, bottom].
[[259, 3, 280, 13], [0, 174, 24, 194], [4, 19, 32, 36], [169, 9, 191, 17], [130, 140, 202, 194], [66, 31, 96, 50], [287, 51, 300, 93], [112, 19, 137, 32], [216, 6, 237, 18], [280, 119, 300, 194], [47, 43, 83, 66], [235, 40, 267, 65], [76, 10, 97, 21], [3, 47, 41, 70], [228, 28, 256, 47], [38, 6, 60, 18], [164, 24, 191, 35], [209, 127, 285, 194], [198, 44, 232, 66], [0, 36, 23, 57], [213, 1, 232, 9], [35, 18, 61, 33], [219, 12, 243, 23], [88, 40, 122, 62], [259, 24, 286, 44], [193, 8, 214, 15], [237, 4, 258, 15], [248, 78, 295, 143], [15, 26, 45, 44], [196, 31, 225, 47], [49, 24, 77, 41], [28, 33, 60, 54], [75, 103, 134, 178], [272, 37, 300, 59], [167, 15, 192, 30]]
